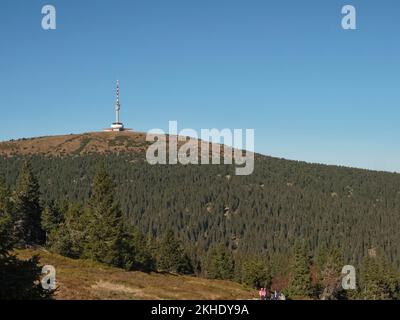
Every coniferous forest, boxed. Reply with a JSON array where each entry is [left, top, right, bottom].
[[1, 150, 400, 299]]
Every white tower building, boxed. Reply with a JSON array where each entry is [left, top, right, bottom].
[[104, 80, 130, 132]]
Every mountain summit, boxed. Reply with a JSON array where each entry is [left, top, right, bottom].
[[0, 132, 151, 157]]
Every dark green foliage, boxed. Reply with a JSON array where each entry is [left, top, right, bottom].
[[12, 161, 44, 245], [315, 246, 346, 300], [157, 230, 193, 274], [0, 177, 52, 300], [0, 255, 52, 300], [2, 153, 400, 269], [0, 176, 11, 215], [287, 242, 312, 298], [121, 225, 155, 271], [50, 203, 86, 258], [41, 200, 64, 244], [0, 176, 13, 255], [206, 244, 235, 280], [0, 213, 13, 256], [240, 258, 271, 289], [2, 153, 400, 298], [48, 167, 155, 273], [82, 163, 125, 267], [358, 252, 400, 300]]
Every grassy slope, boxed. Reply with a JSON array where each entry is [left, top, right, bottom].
[[0, 131, 245, 161], [0, 132, 151, 156], [16, 249, 257, 300]]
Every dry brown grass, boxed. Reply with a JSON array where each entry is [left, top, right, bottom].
[[0, 131, 253, 161], [16, 249, 257, 300], [0, 132, 152, 157]]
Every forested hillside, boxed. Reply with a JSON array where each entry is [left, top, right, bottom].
[[1, 132, 400, 270], [2, 132, 400, 299]]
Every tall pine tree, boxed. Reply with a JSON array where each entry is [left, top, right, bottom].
[[50, 203, 86, 258], [240, 258, 271, 289], [206, 244, 235, 280], [359, 251, 400, 300], [41, 200, 63, 245], [317, 247, 346, 300], [83, 163, 125, 267], [0, 175, 52, 300], [287, 241, 312, 299], [13, 161, 44, 245], [157, 230, 193, 274], [121, 225, 155, 271], [0, 176, 13, 254]]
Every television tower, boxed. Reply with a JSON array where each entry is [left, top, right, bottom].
[[104, 80, 131, 132], [115, 80, 121, 124]]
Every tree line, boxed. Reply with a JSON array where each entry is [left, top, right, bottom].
[[2, 155, 400, 299]]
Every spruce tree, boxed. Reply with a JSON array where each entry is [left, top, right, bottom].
[[41, 201, 63, 245], [50, 203, 86, 258], [241, 258, 271, 289], [0, 176, 11, 214], [206, 244, 235, 280], [157, 230, 193, 274], [0, 176, 52, 299], [0, 176, 14, 255], [287, 241, 312, 299], [359, 252, 400, 300], [121, 225, 155, 271], [13, 161, 44, 245], [83, 163, 125, 267], [317, 247, 346, 300]]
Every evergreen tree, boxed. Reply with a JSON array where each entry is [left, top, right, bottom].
[[13, 161, 44, 245], [0, 254, 53, 300], [0, 176, 52, 299], [240, 258, 271, 289], [83, 163, 125, 267], [121, 225, 155, 271], [0, 176, 11, 214], [314, 246, 329, 279], [206, 244, 235, 280], [287, 241, 312, 299], [359, 252, 400, 300], [317, 247, 346, 300], [0, 212, 13, 256], [41, 201, 63, 244], [4, 151, 400, 275], [0, 176, 13, 254], [157, 230, 193, 274], [3, 150, 400, 299], [50, 203, 86, 258]]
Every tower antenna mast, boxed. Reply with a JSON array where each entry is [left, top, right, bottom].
[[103, 80, 131, 132], [116, 80, 120, 124]]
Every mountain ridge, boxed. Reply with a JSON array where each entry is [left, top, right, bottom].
[[2, 132, 400, 269], [0, 131, 394, 174]]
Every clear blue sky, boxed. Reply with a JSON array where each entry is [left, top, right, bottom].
[[1, 0, 400, 172]]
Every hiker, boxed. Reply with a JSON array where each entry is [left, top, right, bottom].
[[262, 288, 268, 300], [273, 291, 278, 300], [258, 288, 265, 300], [279, 292, 286, 300], [265, 288, 270, 300]]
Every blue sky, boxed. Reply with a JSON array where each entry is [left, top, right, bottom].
[[1, 0, 400, 172]]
